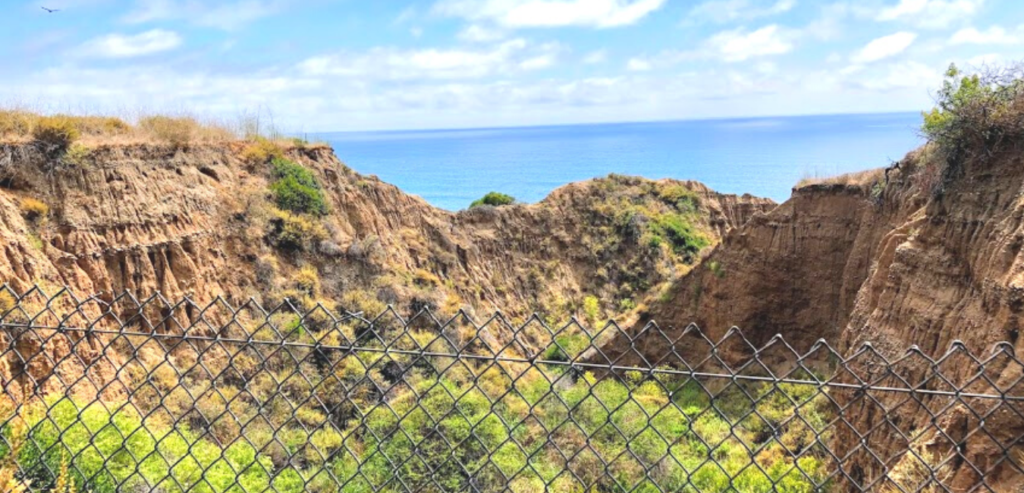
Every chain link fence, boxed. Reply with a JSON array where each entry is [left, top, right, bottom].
[[0, 285, 1022, 492]]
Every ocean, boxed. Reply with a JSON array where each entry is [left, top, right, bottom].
[[319, 112, 923, 211]]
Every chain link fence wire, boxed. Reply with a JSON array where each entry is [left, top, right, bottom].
[[0, 285, 1022, 492]]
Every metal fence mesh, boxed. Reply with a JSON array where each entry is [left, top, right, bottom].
[[0, 285, 1022, 492]]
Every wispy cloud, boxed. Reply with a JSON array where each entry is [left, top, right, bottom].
[[685, 0, 796, 24], [949, 25, 1021, 45], [582, 50, 607, 64], [850, 31, 916, 64], [124, 0, 282, 30], [708, 25, 795, 62], [298, 40, 562, 80], [433, 0, 666, 29], [624, 24, 795, 71], [457, 24, 507, 42], [875, 0, 983, 29], [77, 29, 182, 58]]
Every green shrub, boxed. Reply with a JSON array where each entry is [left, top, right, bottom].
[[31, 116, 79, 154], [268, 208, 327, 251], [269, 158, 327, 216], [657, 184, 701, 213], [470, 191, 515, 208], [649, 212, 710, 260], [922, 63, 1024, 182]]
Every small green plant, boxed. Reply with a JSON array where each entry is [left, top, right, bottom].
[[269, 158, 327, 216], [582, 295, 600, 325], [26, 232, 44, 251], [709, 260, 725, 279], [470, 191, 515, 208], [63, 144, 91, 167]]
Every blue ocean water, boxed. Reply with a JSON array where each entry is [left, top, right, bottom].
[[320, 112, 923, 211]]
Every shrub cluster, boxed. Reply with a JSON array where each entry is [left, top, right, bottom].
[[269, 158, 328, 216], [470, 191, 515, 208], [268, 208, 328, 251], [2, 348, 831, 493], [922, 63, 1024, 182]]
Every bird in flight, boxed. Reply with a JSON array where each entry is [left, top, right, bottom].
[[41, 6, 60, 13]]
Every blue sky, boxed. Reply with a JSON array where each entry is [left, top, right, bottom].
[[3, 0, 1023, 131]]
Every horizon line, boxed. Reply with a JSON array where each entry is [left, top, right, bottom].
[[309, 109, 925, 136]]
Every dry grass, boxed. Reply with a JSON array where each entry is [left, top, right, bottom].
[[0, 107, 277, 146], [795, 168, 885, 189], [19, 197, 50, 223]]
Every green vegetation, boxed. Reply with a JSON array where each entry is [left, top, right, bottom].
[[470, 191, 515, 208], [268, 208, 328, 251], [709, 260, 725, 279], [269, 158, 328, 216], [582, 294, 601, 324], [1, 355, 832, 493], [647, 212, 710, 259], [921, 63, 1024, 182]]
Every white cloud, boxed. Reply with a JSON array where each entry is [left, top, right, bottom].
[[875, 0, 983, 29], [298, 39, 561, 80], [949, 25, 1020, 45], [854, 61, 940, 91], [457, 24, 507, 42], [4, 57, 941, 132], [582, 50, 608, 64], [626, 58, 652, 71], [620, 24, 794, 70], [124, 0, 282, 30], [433, 0, 666, 28], [850, 31, 916, 64], [77, 29, 182, 58], [708, 25, 794, 62], [967, 53, 1003, 66], [686, 0, 796, 24]]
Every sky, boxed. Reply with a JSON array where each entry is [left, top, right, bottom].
[[2, 0, 1022, 132]]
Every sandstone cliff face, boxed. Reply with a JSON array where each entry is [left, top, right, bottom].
[[599, 145, 1024, 490], [0, 142, 773, 324]]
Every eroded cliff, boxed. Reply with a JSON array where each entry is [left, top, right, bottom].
[[0, 141, 772, 324], [599, 142, 1024, 489]]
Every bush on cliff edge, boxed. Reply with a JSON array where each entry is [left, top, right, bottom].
[[922, 63, 1024, 183]]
